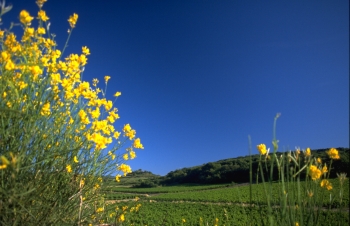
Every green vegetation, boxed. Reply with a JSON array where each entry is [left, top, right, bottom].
[[104, 184, 230, 194], [145, 178, 349, 207], [101, 180, 349, 225], [112, 201, 349, 226], [158, 147, 349, 185]]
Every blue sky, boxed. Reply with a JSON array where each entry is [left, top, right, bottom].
[[7, 0, 349, 176]]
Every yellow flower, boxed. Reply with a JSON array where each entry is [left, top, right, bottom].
[[104, 100, 113, 111], [256, 144, 267, 155], [96, 207, 104, 213], [36, 0, 47, 8], [37, 10, 49, 21], [123, 124, 136, 140], [321, 165, 328, 174], [82, 46, 90, 55], [113, 131, 121, 139], [0, 164, 7, 170], [90, 107, 100, 119], [118, 214, 125, 222], [18, 81, 28, 90], [317, 157, 322, 164], [114, 91, 121, 97], [19, 10, 34, 24], [74, 156, 79, 163], [118, 163, 132, 176], [309, 165, 321, 180], [1, 51, 9, 60], [92, 78, 99, 86], [304, 147, 311, 157], [109, 110, 120, 120], [30, 65, 43, 80], [115, 174, 121, 182], [104, 75, 111, 83], [182, 219, 186, 223], [326, 148, 340, 160], [295, 223, 299, 226], [68, 13, 78, 28], [94, 183, 100, 190], [133, 138, 144, 149], [40, 102, 51, 116], [37, 27, 46, 34], [130, 151, 136, 159], [78, 109, 90, 124], [123, 153, 129, 160], [125, 129, 136, 140], [24, 27, 35, 37], [123, 124, 132, 132], [320, 179, 332, 190], [5, 59, 15, 70], [66, 164, 72, 173]]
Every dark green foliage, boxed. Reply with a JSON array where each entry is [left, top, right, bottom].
[[160, 148, 349, 185], [132, 180, 158, 188]]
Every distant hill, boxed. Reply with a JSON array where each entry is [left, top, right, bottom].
[[104, 169, 161, 187], [160, 147, 349, 185]]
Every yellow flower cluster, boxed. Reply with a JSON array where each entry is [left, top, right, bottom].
[[304, 147, 311, 157], [256, 144, 267, 155], [66, 164, 72, 173], [115, 174, 122, 182], [0, 1, 143, 184], [320, 179, 332, 190], [2, 9, 144, 150], [19, 10, 34, 24], [326, 148, 340, 160], [306, 148, 341, 190], [309, 165, 321, 180], [123, 123, 136, 140], [118, 214, 125, 222], [68, 13, 78, 28], [118, 163, 132, 176]]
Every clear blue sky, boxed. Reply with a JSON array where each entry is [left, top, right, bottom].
[[8, 0, 349, 176]]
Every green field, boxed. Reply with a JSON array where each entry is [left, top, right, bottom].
[[102, 179, 349, 225]]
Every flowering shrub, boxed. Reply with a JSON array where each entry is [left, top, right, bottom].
[[0, 0, 143, 224]]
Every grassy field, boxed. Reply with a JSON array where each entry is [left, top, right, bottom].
[[101, 179, 349, 225]]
